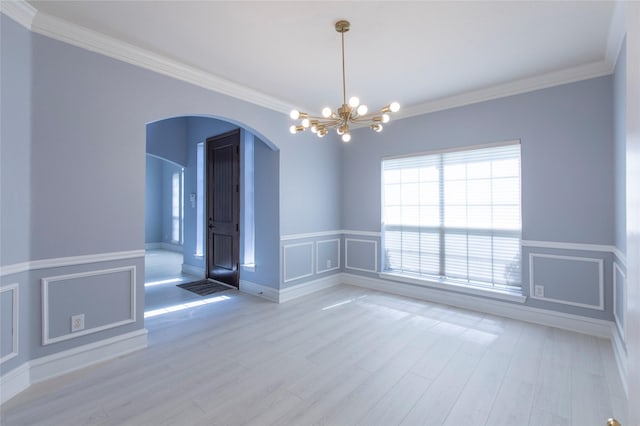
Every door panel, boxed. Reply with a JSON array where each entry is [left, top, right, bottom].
[[206, 130, 240, 288]]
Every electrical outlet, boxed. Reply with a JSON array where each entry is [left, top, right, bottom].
[[327, 259, 332, 269], [71, 314, 85, 332], [534, 285, 544, 298]]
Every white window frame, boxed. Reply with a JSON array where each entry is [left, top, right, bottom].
[[381, 140, 522, 296]]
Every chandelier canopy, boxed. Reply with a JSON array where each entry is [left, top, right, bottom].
[[289, 20, 400, 142]]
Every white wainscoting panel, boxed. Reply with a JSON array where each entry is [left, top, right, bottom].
[[529, 253, 604, 310], [0, 283, 19, 364], [316, 239, 340, 274], [345, 238, 378, 273], [614, 261, 627, 340], [41, 266, 136, 345], [283, 242, 314, 283]]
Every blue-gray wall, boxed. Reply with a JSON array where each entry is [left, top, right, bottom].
[[1, 14, 31, 267], [342, 76, 616, 320], [0, 14, 33, 373], [146, 117, 188, 167], [0, 8, 340, 380], [145, 155, 163, 244]]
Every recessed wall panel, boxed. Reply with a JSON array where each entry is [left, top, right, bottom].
[[283, 243, 314, 283], [42, 266, 136, 345], [316, 239, 340, 273], [529, 254, 603, 310], [346, 239, 378, 273]]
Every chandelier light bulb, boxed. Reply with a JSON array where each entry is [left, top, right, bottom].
[[289, 125, 297, 134], [322, 107, 332, 118], [349, 97, 360, 108], [337, 126, 345, 135], [342, 133, 351, 142], [302, 118, 310, 128], [382, 113, 390, 123], [374, 124, 383, 132], [390, 102, 400, 112], [311, 125, 318, 133], [357, 105, 368, 116], [290, 110, 300, 120]]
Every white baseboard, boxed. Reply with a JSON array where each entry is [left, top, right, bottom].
[[1, 329, 148, 406], [279, 274, 342, 303], [0, 362, 30, 405], [240, 274, 342, 304], [612, 327, 628, 397], [239, 280, 279, 302], [182, 263, 204, 277], [342, 273, 614, 338]]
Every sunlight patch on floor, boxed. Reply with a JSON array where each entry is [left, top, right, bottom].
[[144, 295, 231, 318]]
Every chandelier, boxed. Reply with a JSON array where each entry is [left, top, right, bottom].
[[289, 20, 400, 142]]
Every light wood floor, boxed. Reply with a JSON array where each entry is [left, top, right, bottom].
[[1, 284, 627, 425]]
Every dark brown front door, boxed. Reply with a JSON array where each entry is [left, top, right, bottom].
[[206, 130, 240, 288]]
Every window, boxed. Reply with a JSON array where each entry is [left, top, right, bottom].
[[242, 134, 255, 266], [382, 142, 521, 292], [195, 143, 204, 256], [171, 170, 184, 244]]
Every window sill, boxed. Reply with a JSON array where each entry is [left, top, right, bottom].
[[378, 272, 527, 304], [241, 263, 256, 272]]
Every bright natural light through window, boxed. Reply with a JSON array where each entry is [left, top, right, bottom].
[[196, 142, 204, 257], [381, 142, 522, 293], [171, 171, 181, 243]]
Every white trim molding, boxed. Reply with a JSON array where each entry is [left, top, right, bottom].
[[41, 266, 137, 345], [0, 362, 30, 405], [342, 273, 614, 338], [280, 230, 342, 241], [0, 0, 36, 29], [282, 242, 314, 283], [2, 1, 618, 122], [613, 261, 627, 340], [28, 9, 292, 115], [522, 239, 617, 253], [316, 239, 341, 274], [30, 329, 147, 384], [529, 253, 604, 310], [0, 329, 147, 406], [279, 274, 342, 303], [379, 272, 526, 304], [398, 60, 613, 121], [341, 230, 382, 238], [239, 280, 279, 303], [345, 238, 378, 273], [0, 283, 19, 364], [0, 250, 145, 277]]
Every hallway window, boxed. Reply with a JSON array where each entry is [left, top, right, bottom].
[[196, 142, 204, 256], [171, 170, 183, 244], [382, 142, 522, 291]]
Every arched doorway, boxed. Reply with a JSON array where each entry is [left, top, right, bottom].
[[143, 115, 279, 316]]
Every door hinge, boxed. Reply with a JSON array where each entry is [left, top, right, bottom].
[[236, 223, 239, 232], [236, 184, 239, 193]]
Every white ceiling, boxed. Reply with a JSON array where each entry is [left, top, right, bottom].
[[24, 1, 622, 116]]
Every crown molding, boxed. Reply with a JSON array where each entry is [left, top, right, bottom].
[[397, 60, 614, 121], [0, 0, 36, 29], [3, 0, 622, 122], [28, 7, 293, 115], [605, 0, 627, 67]]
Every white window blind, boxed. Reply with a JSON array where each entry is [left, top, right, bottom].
[[382, 142, 521, 290]]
